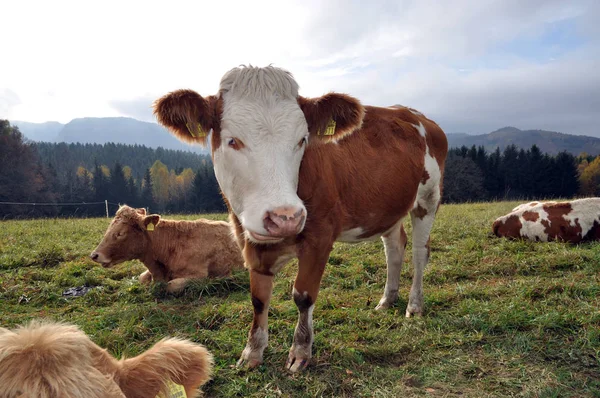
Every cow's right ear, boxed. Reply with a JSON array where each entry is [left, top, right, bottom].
[[153, 89, 218, 147], [142, 214, 161, 231]]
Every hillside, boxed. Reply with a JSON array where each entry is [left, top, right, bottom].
[[13, 117, 600, 156], [12, 117, 206, 153], [11, 120, 65, 142], [448, 127, 600, 155]]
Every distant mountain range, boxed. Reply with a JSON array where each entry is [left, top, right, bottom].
[[10, 118, 600, 156], [447, 127, 600, 156], [11, 117, 207, 154]]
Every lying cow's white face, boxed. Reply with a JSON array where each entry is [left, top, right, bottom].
[[153, 65, 365, 244]]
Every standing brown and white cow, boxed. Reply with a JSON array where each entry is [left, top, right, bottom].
[[153, 65, 448, 372], [493, 198, 600, 242]]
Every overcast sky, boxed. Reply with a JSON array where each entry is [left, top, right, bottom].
[[1, 0, 599, 136]]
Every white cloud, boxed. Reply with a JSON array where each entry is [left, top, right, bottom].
[[1, 0, 599, 136]]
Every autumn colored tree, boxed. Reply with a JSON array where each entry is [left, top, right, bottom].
[[150, 160, 170, 210], [579, 156, 600, 196]]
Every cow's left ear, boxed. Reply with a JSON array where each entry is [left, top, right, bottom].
[[298, 93, 365, 143], [142, 214, 161, 231], [153, 89, 219, 147]]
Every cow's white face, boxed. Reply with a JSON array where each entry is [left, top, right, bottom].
[[213, 95, 308, 243], [153, 65, 365, 245]]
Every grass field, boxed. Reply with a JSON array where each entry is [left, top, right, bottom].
[[1, 201, 599, 397]]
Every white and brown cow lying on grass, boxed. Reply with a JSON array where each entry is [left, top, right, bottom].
[[0, 319, 213, 398], [493, 198, 600, 243], [153, 65, 448, 372], [90, 205, 245, 293]]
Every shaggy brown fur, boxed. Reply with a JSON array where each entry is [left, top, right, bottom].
[[0, 319, 213, 398], [90, 205, 245, 293]]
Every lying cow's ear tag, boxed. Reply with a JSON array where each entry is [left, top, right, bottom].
[[318, 119, 336, 136], [185, 122, 207, 138], [157, 380, 187, 398], [146, 222, 155, 231]]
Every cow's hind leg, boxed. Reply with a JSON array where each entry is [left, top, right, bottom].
[[376, 221, 407, 310], [407, 202, 439, 317]]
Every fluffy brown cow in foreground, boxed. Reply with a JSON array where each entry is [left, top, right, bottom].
[[493, 198, 600, 243], [153, 65, 448, 372], [91, 205, 245, 293], [0, 319, 213, 398]]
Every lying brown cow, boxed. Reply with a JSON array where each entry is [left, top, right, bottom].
[[90, 205, 245, 293], [493, 198, 600, 243]]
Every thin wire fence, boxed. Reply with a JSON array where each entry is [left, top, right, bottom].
[[0, 200, 121, 219]]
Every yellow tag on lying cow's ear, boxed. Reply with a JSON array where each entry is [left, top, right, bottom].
[[318, 119, 336, 136], [185, 122, 207, 138], [147, 222, 155, 231], [156, 381, 187, 398]]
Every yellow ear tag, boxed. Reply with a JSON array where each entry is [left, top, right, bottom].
[[147, 222, 155, 231], [318, 119, 336, 136], [185, 122, 207, 138], [157, 381, 187, 398]]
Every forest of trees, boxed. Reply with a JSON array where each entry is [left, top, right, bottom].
[[1, 120, 224, 218], [2, 119, 600, 219], [443, 145, 586, 203]]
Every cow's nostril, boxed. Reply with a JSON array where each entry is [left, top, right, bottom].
[[264, 216, 278, 231], [90, 253, 99, 260]]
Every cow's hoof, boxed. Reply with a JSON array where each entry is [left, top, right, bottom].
[[375, 297, 395, 310], [166, 279, 187, 294], [405, 299, 423, 318], [236, 347, 263, 369], [138, 271, 152, 284], [405, 306, 423, 318], [286, 354, 310, 373], [236, 356, 262, 369]]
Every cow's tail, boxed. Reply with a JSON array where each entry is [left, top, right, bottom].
[[117, 337, 214, 398]]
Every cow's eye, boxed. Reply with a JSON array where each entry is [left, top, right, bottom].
[[298, 135, 308, 147], [227, 138, 243, 150]]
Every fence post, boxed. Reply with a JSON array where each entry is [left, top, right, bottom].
[[105, 200, 109, 218]]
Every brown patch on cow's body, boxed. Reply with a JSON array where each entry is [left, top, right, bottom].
[[412, 204, 428, 220], [522, 211, 539, 222], [588, 220, 600, 240], [540, 202, 582, 243], [420, 170, 430, 185], [493, 215, 523, 239]]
